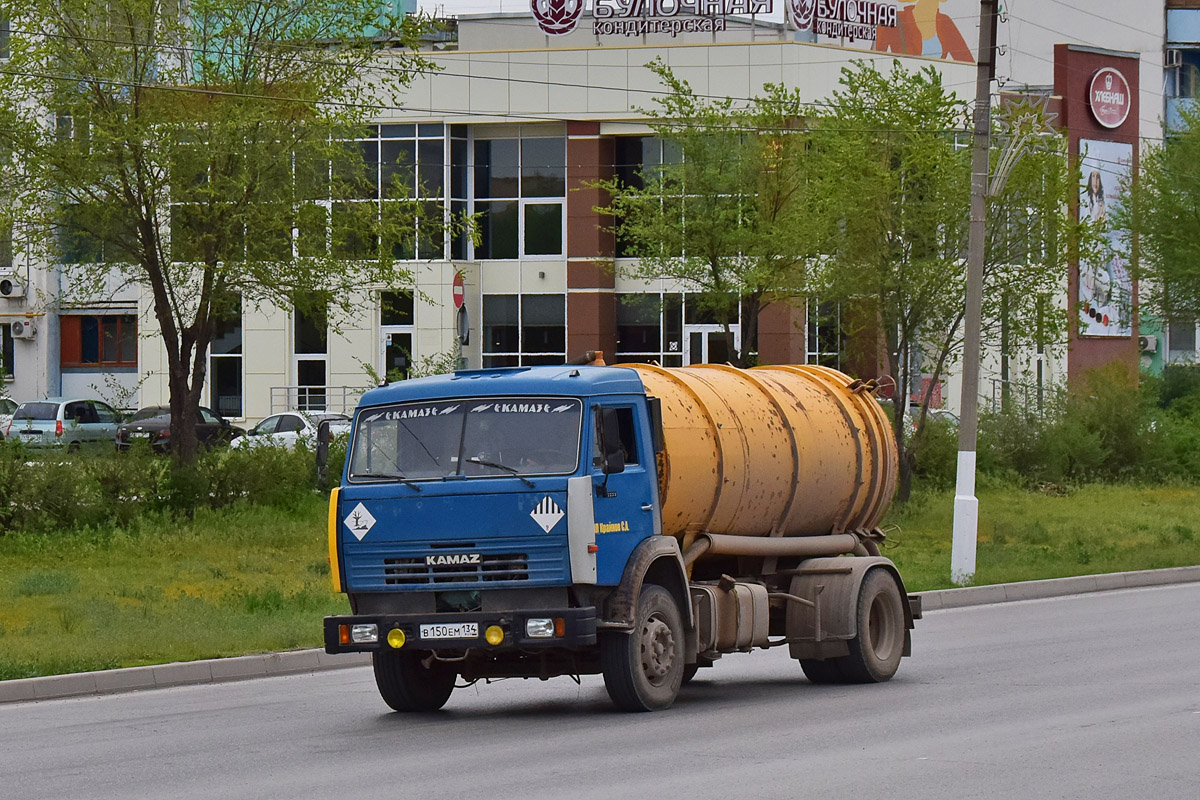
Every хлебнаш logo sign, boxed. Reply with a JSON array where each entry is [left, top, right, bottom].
[[532, 0, 585, 35], [790, 0, 816, 30], [1088, 67, 1130, 129]]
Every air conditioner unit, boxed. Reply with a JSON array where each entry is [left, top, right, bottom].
[[1138, 334, 1158, 353], [0, 274, 24, 299], [1166, 48, 1182, 68], [10, 319, 36, 339]]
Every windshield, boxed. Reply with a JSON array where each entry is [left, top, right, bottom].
[[349, 398, 582, 481], [131, 406, 169, 421]]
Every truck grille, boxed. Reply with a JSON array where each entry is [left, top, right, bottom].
[[384, 553, 529, 585]]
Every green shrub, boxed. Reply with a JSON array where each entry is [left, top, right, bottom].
[[0, 442, 328, 535], [911, 417, 958, 488]]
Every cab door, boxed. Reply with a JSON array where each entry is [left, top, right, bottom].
[[588, 402, 658, 585]]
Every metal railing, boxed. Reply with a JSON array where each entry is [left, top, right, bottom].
[[269, 386, 367, 415]]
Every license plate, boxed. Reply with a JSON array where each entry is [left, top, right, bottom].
[[20, 431, 40, 439], [130, 432, 152, 438], [419, 622, 479, 640]]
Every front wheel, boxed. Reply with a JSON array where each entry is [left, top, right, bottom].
[[373, 650, 457, 712], [601, 584, 684, 711]]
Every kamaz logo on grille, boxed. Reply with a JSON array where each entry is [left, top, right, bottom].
[[425, 553, 482, 566]]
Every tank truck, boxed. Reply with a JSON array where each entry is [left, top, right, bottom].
[[322, 359, 919, 712]]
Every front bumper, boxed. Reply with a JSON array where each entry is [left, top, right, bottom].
[[323, 606, 598, 654]]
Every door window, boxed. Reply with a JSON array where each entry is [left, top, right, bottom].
[[92, 402, 119, 424]]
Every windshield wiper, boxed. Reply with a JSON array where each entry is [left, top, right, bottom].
[[465, 457, 536, 488], [350, 472, 423, 491]]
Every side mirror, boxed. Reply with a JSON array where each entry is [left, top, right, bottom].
[[600, 408, 625, 475], [316, 420, 332, 489]]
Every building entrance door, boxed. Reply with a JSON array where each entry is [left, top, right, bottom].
[[684, 325, 738, 365]]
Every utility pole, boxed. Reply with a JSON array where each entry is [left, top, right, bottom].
[[951, 0, 999, 586]]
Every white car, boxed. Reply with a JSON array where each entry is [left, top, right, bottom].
[[232, 411, 351, 450], [0, 397, 16, 440]]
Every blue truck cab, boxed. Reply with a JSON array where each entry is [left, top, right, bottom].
[[323, 365, 690, 711]]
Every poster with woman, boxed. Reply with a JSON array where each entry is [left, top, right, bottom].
[[1078, 139, 1133, 337]]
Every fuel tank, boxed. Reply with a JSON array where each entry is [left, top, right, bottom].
[[630, 364, 897, 539]]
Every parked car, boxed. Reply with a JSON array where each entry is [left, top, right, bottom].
[[6, 397, 123, 450], [115, 405, 245, 453], [231, 411, 351, 450], [0, 397, 16, 440]]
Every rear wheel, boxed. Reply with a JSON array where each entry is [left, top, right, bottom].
[[799, 657, 844, 684], [601, 584, 684, 711], [839, 569, 906, 683], [373, 650, 457, 712]]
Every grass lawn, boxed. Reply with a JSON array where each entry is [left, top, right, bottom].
[[1, 482, 1198, 680], [0, 493, 347, 681], [884, 482, 1200, 591]]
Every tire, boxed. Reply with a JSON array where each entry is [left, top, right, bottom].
[[601, 584, 684, 711], [372, 650, 457, 712], [799, 657, 844, 684], [838, 568, 906, 684], [680, 663, 700, 686]]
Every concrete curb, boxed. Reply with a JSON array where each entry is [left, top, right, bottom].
[[0, 648, 370, 705], [3, 565, 1198, 705], [914, 564, 1200, 611]]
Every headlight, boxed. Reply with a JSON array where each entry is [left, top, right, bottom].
[[351, 624, 378, 643], [525, 618, 555, 638]]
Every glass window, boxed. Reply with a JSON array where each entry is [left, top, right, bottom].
[[418, 140, 444, 196], [1, 322, 13, 379], [61, 314, 136, 368], [333, 139, 378, 200], [277, 414, 304, 433], [381, 139, 415, 199], [381, 291, 414, 326], [616, 294, 661, 354], [592, 406, 640, 468], [522, 295, 565, 354], [331, 202, 374, 258], [478, 200, 519, 259], [295, 305, 327, 354], [65, 401, 96, 424], [807, 299, 843, 368], [93, 402, 118, 424], [210, 298, 243, 417], [450, 138, 469, 199], [483, 295, 520, 356], [1168, 319, 1197, 352], [524, 204, 563, 256], [349, 398, 582, 481], [16, 402, 58, 421], [614, 293, 683, 367], [252, 415, 282, 435], [212, 358, 242, 418], [521, 138, 566, 197], [475, 139, 520, 199], [380, 124, 415, 138], [200, 407, 220, 424]]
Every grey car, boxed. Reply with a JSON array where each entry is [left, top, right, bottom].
[[7, 397, 123, 451]]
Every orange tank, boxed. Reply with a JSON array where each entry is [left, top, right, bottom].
[[630, 364, 897, 540]]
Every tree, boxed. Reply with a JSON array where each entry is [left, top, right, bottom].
[[811, 62, 1074, 501], [0, 0, 450, 461], [594, 60, 827, 367], [1122, 101, 1200, 324]]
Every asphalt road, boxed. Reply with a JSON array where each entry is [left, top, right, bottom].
[[4, 583, 1198, 800]]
